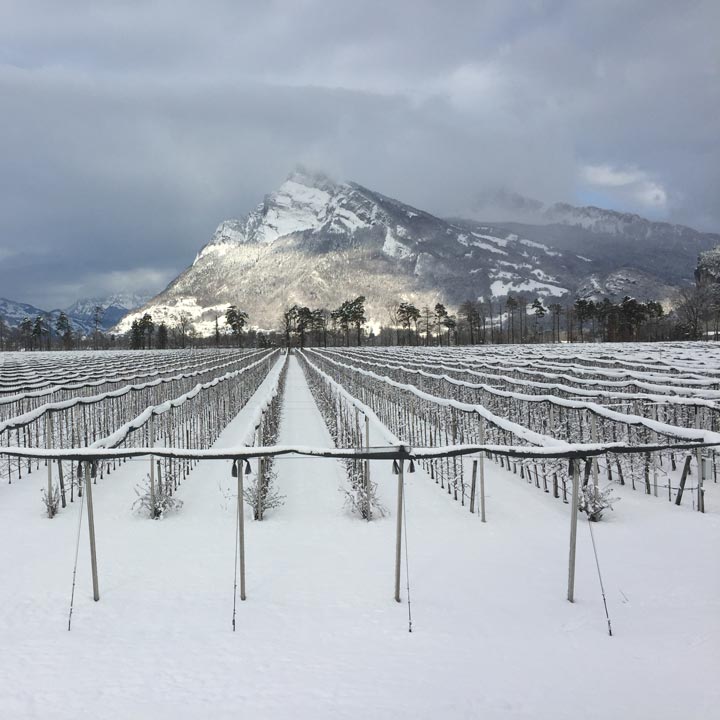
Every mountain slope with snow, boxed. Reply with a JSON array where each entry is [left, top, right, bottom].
[[117, 171, 719, 333], [117, 171, 578, 332], [0, 294, 150, 335]]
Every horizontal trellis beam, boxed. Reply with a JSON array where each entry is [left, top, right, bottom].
[[0, 439, 715, 463]]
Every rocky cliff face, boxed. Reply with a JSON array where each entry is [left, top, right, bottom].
[[696, 246, 720, 286], [116, 170, 579, 332], [115, 170, 719, 333]]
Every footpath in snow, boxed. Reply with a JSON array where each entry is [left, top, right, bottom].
[[0, 354, 718, 720]]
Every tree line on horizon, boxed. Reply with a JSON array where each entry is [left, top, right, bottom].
[[2, 284, 719, 351]]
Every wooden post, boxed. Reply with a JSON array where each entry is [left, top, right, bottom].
[[84, 462, 100, 602], [394, 460, 404, 603], [567, 459, 579, 603], [238, 469, 246, 601]]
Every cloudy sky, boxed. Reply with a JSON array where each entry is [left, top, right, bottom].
[[1, 0, 718, 308]]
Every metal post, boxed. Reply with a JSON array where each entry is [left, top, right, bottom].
[[479, 417, 486, 522], [394, 460, 404, 603], [698, 452, 705, 513], [590, 414, 599, 491], [652, 453, 658, 497], [365, 415, 371, 521], [46, 413, 53, 517], [470, 460, 477, 514], [238, 471, 246, 601], [567, 459, 579, 603], [480, 455, 486, 523], [84, 462, 100, 601]]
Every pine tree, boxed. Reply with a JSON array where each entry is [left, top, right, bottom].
[[225, 305, 248, 346], [55, 311, 74, 350], [156, 322, 169, 349], [92, 305, 103, 350]]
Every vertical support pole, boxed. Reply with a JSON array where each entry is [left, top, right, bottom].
[[365, 415, 371, 521], [394, 460, 404, 603], [480, 455, 486, 523], [478, 416, 486, 522], [149, 414, 156, 509], [698, 452, 705, 514], [652, 452, 658, 497], [85, 462, 100, 602], [590, 414, 599, 492], [567, 459, 579, 603], [469, 460, 477, 514], [47, 413, 54, 517], [238, 469, 246, 601]]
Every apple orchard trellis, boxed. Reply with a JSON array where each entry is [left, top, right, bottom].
[[1, 344, 718, 629]]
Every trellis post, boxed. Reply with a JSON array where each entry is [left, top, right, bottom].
[[567, 458, 579, 603], [46, 413, 54, 517], [84, 461, 100, 601], [590, 413, 599, 492], [394, 459, 404, 603], [238, 463, 246, 601], [470, 460, 477, 514], [480, 455, 486, 523], [697, 450, 705, 513], [365, 414, 371, 521], [149, 414, 156, 508], [478, 419, 486, 522]]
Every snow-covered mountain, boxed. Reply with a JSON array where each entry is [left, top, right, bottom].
[[0, 298, 50, 329], [466, 193, 720, 289], [64, 293, 152, 330], [116, 170, 719, 333], [0, 293, 150, 335], [574, 269, 679, 306], [117, 170, 584, 333]]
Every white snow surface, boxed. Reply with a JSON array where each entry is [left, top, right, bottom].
[[382, 227, 414, 260], [490, 278, 567, 297], [1, 355, 718, 719]]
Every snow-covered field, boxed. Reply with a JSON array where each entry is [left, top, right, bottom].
[[1, 351, 719, 719]]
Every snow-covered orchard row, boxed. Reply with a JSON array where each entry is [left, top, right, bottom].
[[307, 344, 720, 514], [0, 348, 256, 415], [0, 349, 278, 502]]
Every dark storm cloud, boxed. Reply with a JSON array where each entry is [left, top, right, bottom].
[[0, 0, 718, 307]]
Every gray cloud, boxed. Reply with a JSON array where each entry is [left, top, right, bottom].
[[0, 0, 718, 307]]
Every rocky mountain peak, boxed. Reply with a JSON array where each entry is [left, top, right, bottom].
[[115, 171, 719, 335]]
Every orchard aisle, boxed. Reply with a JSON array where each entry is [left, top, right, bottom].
[[248, 353, 359, 603]]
